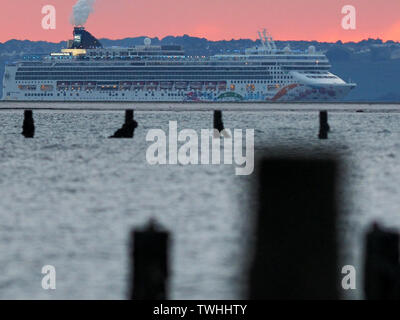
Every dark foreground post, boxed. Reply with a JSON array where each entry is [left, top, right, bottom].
[[249, 157, 338, 299], [22, 110, 35, 138], [319, 110, 330, 139], [213, 110, 224, 132], [364, 223, 400, 299], [110, 109, 138, 138], [130, 220, 169, 300]]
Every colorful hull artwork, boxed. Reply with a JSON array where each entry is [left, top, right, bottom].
[[178, 84, 352, 102], [272, 84, 300, 101], [217, 92, 244, 101]]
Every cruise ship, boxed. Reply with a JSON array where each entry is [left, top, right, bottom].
[[2, 28, 356, 102]]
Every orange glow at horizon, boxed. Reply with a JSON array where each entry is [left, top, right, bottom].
[[1, 0, 400, 43]]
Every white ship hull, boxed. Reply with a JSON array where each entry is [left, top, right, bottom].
[[3, 78, 355, 103]]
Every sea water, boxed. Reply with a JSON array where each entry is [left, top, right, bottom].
[[0, 103, 400, 299]]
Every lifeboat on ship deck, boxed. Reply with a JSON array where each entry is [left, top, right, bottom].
[[175, 81, 188, 89], [160, 81, 173, 89], [205, 81, 217, 90], [146, 81, 159, 90], [190, 81, 204, 90]]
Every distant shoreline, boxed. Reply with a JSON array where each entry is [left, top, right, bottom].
[[1, 101, 400, 112]]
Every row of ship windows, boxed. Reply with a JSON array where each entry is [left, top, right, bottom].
[[17, 64, 324, 72], [48, 62, 280, 67], [86, 52, 184, 57], [22, 59, 326, 68], [17, 80, 291, 87], [54, 55, 326, 61], [308, 75, 336, 79], [16, 71, 272, 76], [283, 67, 330, 71], [18, 63, 265, 69], [23, 92, 198, 97], [23, 93, 126, 97], [78, 55, 326, 60], [25, 92, 206, 98], [24, 91, 270, 98], [20, 66, 271, 70], [18, 62, 323, 70], [17, 76, 290, 85], [15, 70, 325, 78], [17, 68, 272, 73], [301, 71, 330, 74], [80, 60, 329, 66], [15, 76, 273, 81], [16, 80, 285, 84], [25, 93, 54, 96], [17, 72, 291, 78], [231, 79, 291, 83], [246, 55, 325, 60], [84, 51, 323, 58]]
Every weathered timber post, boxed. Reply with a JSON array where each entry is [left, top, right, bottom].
[[364, 223, 400, 300], [110, 109, 138, 138], [130, 219, 169, 300], [22, 110, 35, 138], [249, 157, 339, 299], [319, 110, 330, 139]]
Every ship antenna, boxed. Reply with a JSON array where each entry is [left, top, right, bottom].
[[270, 34, 277, 50], [263, 28, 277, 51], [261, 29, 272, 51], [258, 31, 266, 49]]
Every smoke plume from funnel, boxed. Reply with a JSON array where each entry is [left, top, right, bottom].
[[70, 0, 96, 26]]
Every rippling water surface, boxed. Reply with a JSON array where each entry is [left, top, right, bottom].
[[1, 104, 400, 299]]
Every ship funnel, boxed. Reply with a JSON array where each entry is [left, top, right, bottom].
[[70, 27, 102, 49]]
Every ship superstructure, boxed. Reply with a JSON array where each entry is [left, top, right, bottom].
[[3, 28, 356, 102]]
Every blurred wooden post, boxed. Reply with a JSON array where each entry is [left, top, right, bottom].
[[319, 110, 330, 139], [130, 219, 169, 300], [364, 223, 400, 299], [22, 110, 35, 138], [249, 157, 339, 299]]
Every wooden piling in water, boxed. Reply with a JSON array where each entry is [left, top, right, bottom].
[[130, 219, 169, 300], [249, 157, 339, 299], [319, 110, 330, 139], [22, 110, 35, 138], [110, 109, 138, 138], [364, 223, 400, 299]]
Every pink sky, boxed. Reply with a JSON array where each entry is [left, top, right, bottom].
[[1, 0, 400, 43]]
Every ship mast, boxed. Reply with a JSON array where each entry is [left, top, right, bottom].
[[258, 30, 270, 50], [263, 29, 277, 51]]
